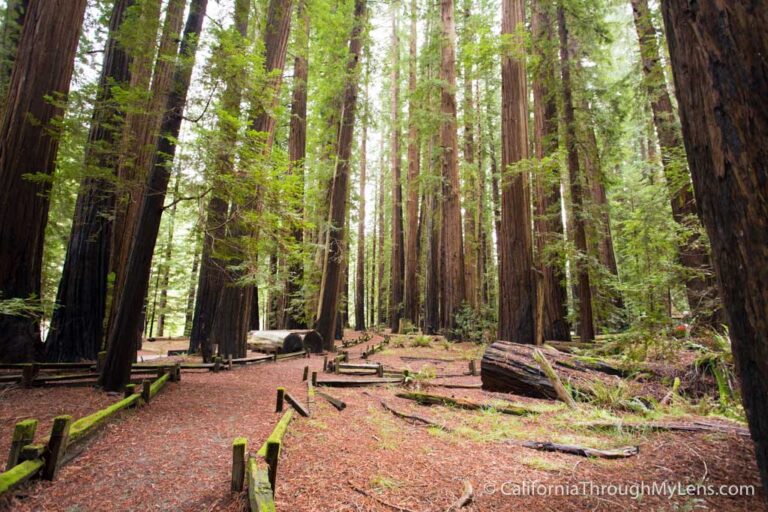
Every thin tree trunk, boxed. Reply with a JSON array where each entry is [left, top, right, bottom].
[[403, 0, 420, 327], [531, 0, 569, 342], [631, 0, 720, 329], [316, 0, 366, 350], [157, 174, 180, 338], [558, 4, 594, 342], [0, 0, 88, 362], [389, 2, 405, 333], [183, 234, 200, 337], [497, 0, 535, 344], [45, 0, 134, 362], [438, 0, 466, 331], [100, 0, 208, 391], [376, 155, 387, 326], [354, 66, 368, 332], [660, 0, 768, 489]]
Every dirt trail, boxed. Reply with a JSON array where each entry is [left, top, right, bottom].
[[1, 338, 765, 511]]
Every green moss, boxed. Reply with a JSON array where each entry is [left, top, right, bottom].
[[256, 409, 294, 458], [233, 437, 248, 449], [69, 394, 140, 444], [247, 457, 276, 512], [0, 459, 44, 495], [11, 419, 37, 441], [149, 372, 170, 398]]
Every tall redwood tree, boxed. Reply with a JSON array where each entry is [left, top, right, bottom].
[[660, 0, 768, 490], [0, 0, 88, 362]]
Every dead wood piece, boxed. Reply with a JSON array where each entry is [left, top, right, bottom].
[[423, 382, 482, 389], [522, 441, 639, 459], [533, 349, 577, 409], [446, 480, 473, 511], [380, 400, 452, 432], [349, 480, 418, 512], [315, 377, 402, 387], [284, 392, 310, 417], [317, 391, 347, 411], [581, 420, 749, 437], [395, 392, 536, 416]]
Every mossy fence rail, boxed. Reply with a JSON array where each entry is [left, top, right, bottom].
[[0, 368, 176, 497]]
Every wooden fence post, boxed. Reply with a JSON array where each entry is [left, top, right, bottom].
[[213, 357, 222, 373], [265, 440, 280, 494], [231, 437, 247, 492], [311, 372, 317, 387], [323, 356, 328, 372], [96, 351, 107, 372], [21, 364, 35, 388], [377, 364, 384, 378], [276, 387, 285, 413], [469, 360, 477, 376], [142, 380, 151, 404], [6, 419, 37, 470], [42, 415, 71, 480], [302, 366, 308, 382]]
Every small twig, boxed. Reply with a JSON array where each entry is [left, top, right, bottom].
[[348, 480, 418, 512]]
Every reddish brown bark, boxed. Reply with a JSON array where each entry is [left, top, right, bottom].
[[0, 0, 88, 362], [101, 0, 208, 390], [316, 0, 366, 350], [531, 0, 570, 341], [355, 69, 368, 332], [497, 0, 534, 344], [389, 2, 405, 333], [403, 0, 420, 326], [660, 0, 768, 490], [45, 0, 135, 362], [631, 0, 720, 328], [558, 4, 594, 342], [438, 0, 466, 330]]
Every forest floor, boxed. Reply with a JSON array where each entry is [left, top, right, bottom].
[[0, 332, 764, 511]]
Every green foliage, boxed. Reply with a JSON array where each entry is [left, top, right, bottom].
[[448, 303, 495, 343]]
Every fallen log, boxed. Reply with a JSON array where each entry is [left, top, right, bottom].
[[317, 391, 346, 411], [581, 420, 750, 437], [316, 377, 402, 387], [303, 330, 324, 354], [522, 441, 639, 459], [247, 456, 276, 511], [247, 330, 306, 353], [423, 382, 482, 389], [395, 392, 536, 416], [380, 400, 452, 432]]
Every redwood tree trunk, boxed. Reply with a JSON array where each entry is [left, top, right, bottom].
[[438, 0, 466, 331], [389, 2, 405, 333], [46, 0, 135, 362], [497, 0, 535, 344], [558, 4, 594, 342], [0, 0, 88, 362], [100, 0, 208, 390], [354, 70, 368, 332], [631, 0, 720, 329], [189, 0, 250, 356], [403, 0, 420, 327], [660, 0, 768, 490], [316, 0, 366, 350], [0, 0, 29, 111], [286, 0, 309, 330], [531, 0, 570, 342]]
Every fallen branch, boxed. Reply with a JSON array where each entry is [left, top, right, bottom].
[[581, 420, 749, 437], [533, 349, 577, 409], [348, 480, 418, 512], [380, 400, 452, 432], [395, 392, 536, 416], [522, 441, 639, 459], [446, 480, 473, 511]]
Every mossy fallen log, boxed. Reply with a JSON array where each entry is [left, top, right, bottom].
[[247, 456, 276, 511], [522, 441, 639, 459], [149, 372, 170, 399], [395, 392, 537, 416], [0, 459, 44, 497]]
